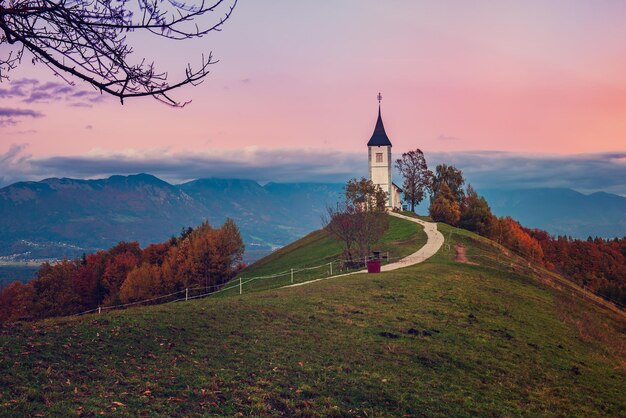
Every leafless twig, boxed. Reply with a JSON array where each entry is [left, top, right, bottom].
[[0, 0, 237, 106]]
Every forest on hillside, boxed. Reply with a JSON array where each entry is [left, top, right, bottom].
[[424, 164, 626, 307], [0, 220, 245, 322]]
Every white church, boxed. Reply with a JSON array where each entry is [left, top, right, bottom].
[[367, 94, 403, 210]]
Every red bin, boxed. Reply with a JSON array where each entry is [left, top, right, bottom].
[[367, 259, 381, 273]]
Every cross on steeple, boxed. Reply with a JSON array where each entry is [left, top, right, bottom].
[[377, 92, 383, 104]]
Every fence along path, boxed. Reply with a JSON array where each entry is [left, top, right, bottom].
[[284, 212, 444, 288], [74, 213, 441, 316]]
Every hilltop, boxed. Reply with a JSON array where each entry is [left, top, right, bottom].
[[1, 215, 624, 416]]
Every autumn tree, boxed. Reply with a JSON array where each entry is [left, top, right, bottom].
[[459, 185, 495, 236], [101, 242, 142, 305], [31, 259, 82, 318], [213, 218, 245, 281], [73, 252, 108, 308], [121, 218, 244, 302], [395, 148, 433, 212], [429, 182, 461, 226], [326, 177, 389, 262], [0, 281, 35, 322], [0, 0, 237, 106], [325, 207, 359, 261], [495, 217, 544, 262], [142, 242, 172, 266], [431, 164, 465, 205], [119, 263, 165, 303], [344, 177, 388, 211], [0, 218, 244, 320], [180, 218, 243, 289]]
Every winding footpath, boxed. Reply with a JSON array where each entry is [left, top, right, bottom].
[[284, 212, 444, 288]]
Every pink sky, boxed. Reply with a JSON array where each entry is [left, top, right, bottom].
[[1, 1, 626, 159]]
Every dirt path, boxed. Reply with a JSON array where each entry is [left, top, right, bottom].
[[455, 244, 469, 263], [284, 212, 444, 288]]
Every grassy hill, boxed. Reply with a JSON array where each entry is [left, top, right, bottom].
[[221, 214, 427, 294], [0, 217, 624, 416]]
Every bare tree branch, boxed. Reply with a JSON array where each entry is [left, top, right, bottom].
[[0, 0, 237, 106]]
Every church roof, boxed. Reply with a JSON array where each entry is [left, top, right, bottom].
[[367, 106, 392, 147]]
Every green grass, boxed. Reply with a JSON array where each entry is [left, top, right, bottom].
[[1, 223, 624, 416], [223, 214, 427, 294]]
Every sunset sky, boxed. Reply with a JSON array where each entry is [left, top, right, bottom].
[[1, 1, 625, 194]]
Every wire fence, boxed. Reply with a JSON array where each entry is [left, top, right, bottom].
[[445, 230, 626, 312], [73, 234, 624, 317], [73, 253, 405, 317]]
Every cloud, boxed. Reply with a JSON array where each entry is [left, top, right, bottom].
[[0, 107, 44, 127], [9, 129, 38, 135], [426, 151, 626, 196], [0, 143, 29, 164], [23, 91, 53, 103], [0, 108, 44, 117], [436, 134, 460, 141], [30, 148, 365, 185], [0, 145, 364, 187], [0, 143, 33, 185], [0, 145, 625, 196], [0, 78, 106, 108], [11, 79, 39, 87]]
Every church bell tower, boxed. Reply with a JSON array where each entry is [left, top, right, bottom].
[[368, 93, 393, 207]]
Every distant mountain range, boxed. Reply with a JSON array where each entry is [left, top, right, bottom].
[[479, 188, 626, 239], [0, 174, 343, 263], [0, 174, 623, 267]]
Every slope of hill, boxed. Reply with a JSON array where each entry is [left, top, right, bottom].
[[480, 188, 626, 238], [1, 219, 623, 416], [220, 214, 428, 294]]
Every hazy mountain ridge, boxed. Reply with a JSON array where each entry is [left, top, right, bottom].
[[0, 174, 344, 265], [0, 175, 623, 270], [479, 188, 626, 238], [0, 174, 206, 259]]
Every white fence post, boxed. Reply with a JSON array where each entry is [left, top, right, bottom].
[[329, 262, 332, 276], [98, 306, 101, 314], [239, 277, 243, 295], [291, 268, 294, 284], [185, 288, 188, 301]]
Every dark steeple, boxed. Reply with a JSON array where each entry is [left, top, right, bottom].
[[367, 93, 392, 147]]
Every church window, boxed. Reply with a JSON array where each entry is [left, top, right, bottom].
[[376, 153, 383, 163]]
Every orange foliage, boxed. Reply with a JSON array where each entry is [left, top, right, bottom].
[[429, 183, 461, 226], [531, 231, 626, 304], [119, 263, 166, 303], [120, 219, 244, 303], [101, 243, 142, 305], [0, 281, 35, 322], [495, 217, 544, 262], [31, 259, 83, 318], [0, 219, 244, 322]]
